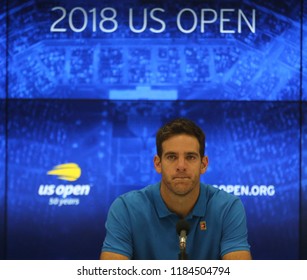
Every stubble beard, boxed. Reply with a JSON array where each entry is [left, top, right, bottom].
[[164, 177, 197, 197]]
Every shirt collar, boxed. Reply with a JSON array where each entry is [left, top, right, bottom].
[[152, 182, 173, 218], [188, 183, 207, 218]]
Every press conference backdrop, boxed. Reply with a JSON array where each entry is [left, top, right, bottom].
[[0, 0, 306, 260]]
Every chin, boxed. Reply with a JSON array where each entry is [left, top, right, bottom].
[[172, 184, 193, 196]]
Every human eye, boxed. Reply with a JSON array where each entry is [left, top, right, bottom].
[[166, 154, 177, 161], [186, 154, 198, 161]]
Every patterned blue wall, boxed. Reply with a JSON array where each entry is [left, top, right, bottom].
[[301, 0, 307, 260], [7, 0, 300, 100], [0, 0, 306, 259], [0, 0, 6, 260]]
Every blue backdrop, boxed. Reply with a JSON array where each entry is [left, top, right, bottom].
[[0, 0, 306, 260]]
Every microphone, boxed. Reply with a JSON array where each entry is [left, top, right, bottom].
[[176, 219, 190, 260]]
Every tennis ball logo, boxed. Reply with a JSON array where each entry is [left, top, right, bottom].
[[47, 163, 81, 182]]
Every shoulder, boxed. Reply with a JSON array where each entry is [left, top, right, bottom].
[[201, 183, 244, 213], [203, 183, 238, 202], [120, 183, 157, 202], [106, 183, 159, 231], [110, 183, 158, 211]]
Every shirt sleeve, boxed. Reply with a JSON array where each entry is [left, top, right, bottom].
[[101, 197, 133, 258], [220, 197, 251, 257]]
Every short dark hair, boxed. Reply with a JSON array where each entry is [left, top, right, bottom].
[[156, 118, 205, 157]]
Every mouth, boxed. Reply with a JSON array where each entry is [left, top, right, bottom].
[[173, 176, 190, 180]]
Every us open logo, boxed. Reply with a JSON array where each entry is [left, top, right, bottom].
[[38, 163, 91, 207], [47, 162, 81, 181]]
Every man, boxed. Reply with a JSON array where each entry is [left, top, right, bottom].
[[100, 118, 252, 260]]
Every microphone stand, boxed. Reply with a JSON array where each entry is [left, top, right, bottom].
[[176, 219, 190, 260], [178, 249, 188, 260]]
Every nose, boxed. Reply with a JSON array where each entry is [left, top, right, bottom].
[[176, 157, 187, 171]]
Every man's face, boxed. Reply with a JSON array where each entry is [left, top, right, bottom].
[[154, 134, 208, 197]]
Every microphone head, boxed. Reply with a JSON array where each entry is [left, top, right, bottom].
[[176, 219, 190, 236]]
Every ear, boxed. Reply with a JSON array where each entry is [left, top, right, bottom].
[[200, 156, 209, 174], [154, 155, 162, 174]]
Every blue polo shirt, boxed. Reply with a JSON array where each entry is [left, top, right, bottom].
[[102, 182, 250, 260]]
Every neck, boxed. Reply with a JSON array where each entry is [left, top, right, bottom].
[[160, 183, 200, 218]]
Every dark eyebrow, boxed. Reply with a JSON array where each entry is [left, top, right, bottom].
[[163, 151, 177, 156], [163, 151, 199, 156], [186, 152, 200, 157]]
